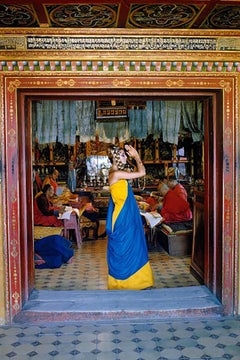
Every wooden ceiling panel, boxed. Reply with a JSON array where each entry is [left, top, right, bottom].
[[45, 3, 119, 28], [0, 3, 39, 27], [0, 1, 239, 29], [126, 3, 203, 28], [200, 4, 240, 29]]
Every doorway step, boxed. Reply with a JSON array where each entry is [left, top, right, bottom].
[[14, 285, 223, 324]]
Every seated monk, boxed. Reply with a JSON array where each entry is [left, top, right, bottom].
[[158, 182, 192, 223], [34, 184, 64, 227], [137, 191, 163, 213], [42, 169, 59, 196], [145, 193, 159, 209], [145, 191, 164, 212], [167, 176, 188, 201]]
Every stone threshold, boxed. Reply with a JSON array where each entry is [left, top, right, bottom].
[[14, 286, 223, 324]]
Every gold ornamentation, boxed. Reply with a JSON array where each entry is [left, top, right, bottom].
[[11, 245, 18, 258], [225, 127, 232, 138], [12, 292, 20, 311], [56, 79, 76, 87], [8, 128, 16, 147], [0, 36, 26, 50], [7, 79, 21, 93], [11, 209, 16, 231], [166, 79, 184, 87], [218, 37, 240, 51], [112, 78, 131, 87], [219, 80, 232, 93]]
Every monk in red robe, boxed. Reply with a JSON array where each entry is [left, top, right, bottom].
[[42, 169, 59, 195], [167, 176, 188, 201], [34, 184, 64, 227], [158, 182, 192, 223]]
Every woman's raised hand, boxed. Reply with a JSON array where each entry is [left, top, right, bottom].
[[124, 144, 139, 159]]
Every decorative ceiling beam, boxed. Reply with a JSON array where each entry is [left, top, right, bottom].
[[117, 0, 130, 28], [0, 59, 239, 72], [190, 0, 218, 28], [32, 2, 49, 27]]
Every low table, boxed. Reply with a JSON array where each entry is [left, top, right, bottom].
[[154, 222, 193, 256]]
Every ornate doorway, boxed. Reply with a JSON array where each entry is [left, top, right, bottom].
[[2, 74, 237, 322]]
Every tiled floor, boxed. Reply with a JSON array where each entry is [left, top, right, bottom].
[[1, 317, 240, 359], [3, 222, 239, 359], [35, 221, 200, 291]]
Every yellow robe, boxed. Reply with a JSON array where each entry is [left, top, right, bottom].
[[106, 180, 154, 290]]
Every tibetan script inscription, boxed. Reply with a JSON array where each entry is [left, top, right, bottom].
[[96, 106, 128, 120], [27, 36, 217, 51]]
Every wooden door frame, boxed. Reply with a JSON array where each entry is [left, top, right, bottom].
[[203, 92, 223, 300], [2, 74, 238, 323]]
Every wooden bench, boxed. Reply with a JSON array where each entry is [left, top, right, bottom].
[[154, 222, 193, 256]]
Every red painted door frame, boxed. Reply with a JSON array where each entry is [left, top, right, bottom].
[[3, 74, 237, 322], [24, 92, 222, 299]]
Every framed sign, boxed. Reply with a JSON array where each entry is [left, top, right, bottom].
[[96, 106, 128, 121]]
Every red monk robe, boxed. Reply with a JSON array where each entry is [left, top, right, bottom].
[[34, 192, 63, 227], [160, 189, 192, 223]]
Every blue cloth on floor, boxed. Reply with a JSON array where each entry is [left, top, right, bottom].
[[34, 235, 74, 269]]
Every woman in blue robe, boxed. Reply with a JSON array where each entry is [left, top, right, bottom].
[[106, 144, 154, 290]]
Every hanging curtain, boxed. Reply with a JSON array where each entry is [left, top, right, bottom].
[[146, 100, 181, 144], [33, 101, 57, 144], [128, 108, 148, 139], [161, 101, 182, 145], [181, 101, 204, 142], [146, 101, 163, 138], [32, 99, 204, 146], [96, 120, 129, 143], [32, 100, 96, 145], [76, 101, 96, 143], [146, 100, 203, 145], [57, 100, 76, 145], [32, 100, 77, 145]]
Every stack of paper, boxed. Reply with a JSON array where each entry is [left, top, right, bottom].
[[58, 206, 80, 220], [140, 211, 163, 228]]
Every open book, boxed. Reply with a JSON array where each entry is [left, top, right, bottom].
[[58, 206, 80, 220], [140, 211, 163, 228]]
